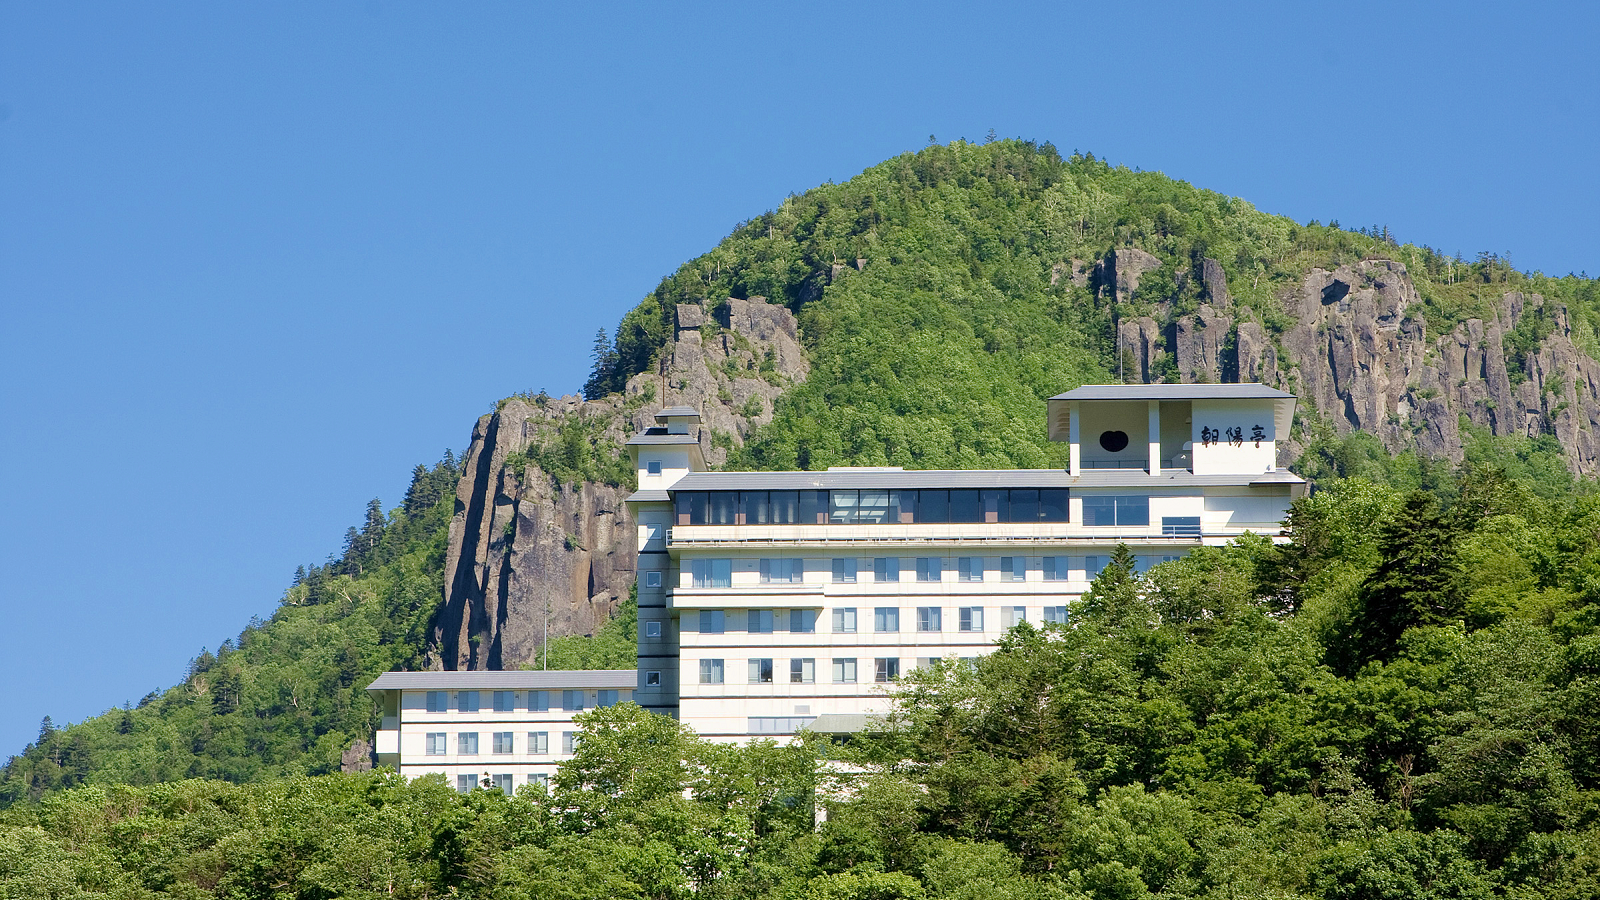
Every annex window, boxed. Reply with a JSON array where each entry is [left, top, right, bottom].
[[959, 607, 984, 633], [874, 607, 899, 633], [917, 607, 942, 632], [1161, 516, 1201, 537], [562, 690, 585, 711], [456, 774, 477, 794], [645, 621, 663, 639], [832, 558, 857, 583], [874, 557, 900, 582], [700, 610, 725, 634], [1001, 606, 1026, 629], [493, 732, 514, 754], [598, 690, 620, 707], [760, 558, 804, 584], [529, 731, 549, 754], [1082, 496, 1150, 527], [457, 732, 479, 755], [832, 658, 857, 683], [790, 658, 815, 684], [747, 609, 775, 634], [425, 732, 446, 756], [1085, 556, 1106, 578], [645, 571, 663, 588], [493, 691, 516, 713], [699, 659, 724, 684], [691, 558, 732, 588], [915, 558, 942, 583], [426, 691, 448, 713], [491, 773, 515, 794], [562, 731, 577, 754], [457, 691, 480, 713], [644, 671, 662, 686], [529, 690, 549, 712], [875, 658, 899, 682], [790, 609, 818, 633], [748, 658, 774, 684], [647, 460, 662, 475], [679, 488, 1068, 525], [831, 607, 858, 633], [1043, 606, 1068, 625], [1000, 556, 1026, 582], [1042, 556, 1070, 581]]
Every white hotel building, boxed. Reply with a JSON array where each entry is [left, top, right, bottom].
[[626, 384, 1304, 741], [370, 384, 1304, 776]]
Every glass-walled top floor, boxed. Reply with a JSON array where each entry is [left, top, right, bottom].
[[674, 488, 1070, 526]]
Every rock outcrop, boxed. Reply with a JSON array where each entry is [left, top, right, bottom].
[[431, 297, 808, 670], [1097, 247, 1163, 302]]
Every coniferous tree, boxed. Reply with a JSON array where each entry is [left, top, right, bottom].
[[1343, 491, 1465, 671], [1079, 543, 1145, 626], [583, 327, 618, 400]]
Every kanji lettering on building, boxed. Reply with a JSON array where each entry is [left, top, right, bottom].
[[1251, 424, 1265, 447], [1226, 426, 1243, 447], [1200, 426, 1217, 447]]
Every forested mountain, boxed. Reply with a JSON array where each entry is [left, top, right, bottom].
[[7, 139, 1600, 897]]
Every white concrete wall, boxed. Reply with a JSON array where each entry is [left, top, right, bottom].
[[1190, 399, 1278, 475]]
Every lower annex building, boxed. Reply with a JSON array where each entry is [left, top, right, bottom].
[[371, 384, 1305, 781]]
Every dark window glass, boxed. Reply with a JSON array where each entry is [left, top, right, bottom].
[[949, 490, 982, 523], [741, 491, 770, 524], [1009, 489, 1040, 522], [981, 489, 1009, 524], [676, 492, 707, 525], [1039, 489, 1070, 522], [770, 491, 799, 524], [1083, 496, 1116, 526], [857, 490, 891, 524], [918, 490, 949, 523], [798, 490, 828, 524], [889, 490, 916, 523], [1116, 496, 1150, 526], [829, 490, 859, 524], [708, 492, 738, 525]]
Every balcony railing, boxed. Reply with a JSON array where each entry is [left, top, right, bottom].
[[666, 524, 1200, 547]]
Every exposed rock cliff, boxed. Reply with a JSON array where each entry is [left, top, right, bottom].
[[430, 298, 808, 670]]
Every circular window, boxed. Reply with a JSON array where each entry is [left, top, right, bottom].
[[1098, 430, 1129, 452]]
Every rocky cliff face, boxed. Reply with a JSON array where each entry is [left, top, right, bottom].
[[430, 298, 808, 670], [1111, 255, 1600, 475]]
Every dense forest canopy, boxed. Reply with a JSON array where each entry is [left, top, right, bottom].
[[7, 139, 1600, 897]]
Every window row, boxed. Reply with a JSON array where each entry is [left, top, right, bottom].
[[694, 604, 1069, 634], [688, 553, 1186, 589], [421, 689, 624, 713], [458, 772, 550, 794], [425, 730, 578, 756], [698, 654, 1026, 684], [676, 489, 1070, 525]]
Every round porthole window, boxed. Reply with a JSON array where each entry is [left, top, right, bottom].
[[1098, 430, 1129, 452]]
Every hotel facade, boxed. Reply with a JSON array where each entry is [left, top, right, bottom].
[[371, 383, 1304, 775]]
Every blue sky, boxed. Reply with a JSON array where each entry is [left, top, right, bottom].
[[1, 2, 1596, 755]]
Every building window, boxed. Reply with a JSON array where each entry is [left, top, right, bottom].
[[790, 609, 818, 633], [916, 558, 942, 583], [749, 658, 774, 684], [1000, 557, 1026, 582], [1043, 606, 1068, 625], [529, 731, 549, 754], [1085, 556, 1105, 578], [493, 732, 514, 754], [958, 558, 983, 582], [562, 690, 586, 711], [691, 558, 733, 588], [425, 691, 448, 713], [678, 489, 1068, 525], [748, 609, 775, 634], [832, 558, 857, 583], [1001, 606, 1026, 629], [645, 571, 663, 588], [701, 610, 725, 634], [1161, 516, 1202, 537], [875, 658, 900, 682], [458, 732, 479, 755], [917, 607, 942, 632], [457, 691, 480, 713], [959, 607, 984, 632], [645, 671, 661, 686], [598, 690, 620, 707], [874, 557, 900, 582], [699, 659, 724, 684], [425, 732, 446, 756], [488, 773, 514, 793], [832, 658, 857, 683], [760, 558, 803, 584], [916, 657, 939, 670], [1042, 556, 1070, 581], [748, 716, 818, 735], [831, 607, 857, 633], [562, 731, 577, 754], [456, 774, 477, 793], [530, 690, 549, 712], [790, 658, 815, 684], [529, 773, 549, 788], [493, 691, 516, 713], [874, 607, 899, 633], [647, 460, 662, 475], [645, 620, 663, 639], [1082, 496, 1150, 527]]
